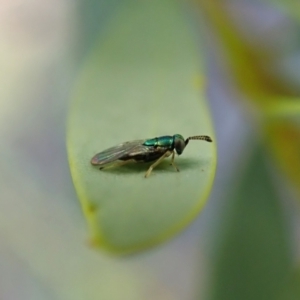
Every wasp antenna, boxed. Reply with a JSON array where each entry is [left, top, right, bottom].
[[188, 135, 213, 142]]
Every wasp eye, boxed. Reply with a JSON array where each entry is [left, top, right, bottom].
[[174, 135, 186, 155]]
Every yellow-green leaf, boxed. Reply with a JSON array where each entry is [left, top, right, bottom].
[[67, 0, 216, 254], [265, 101, 300, 197], [278, 266, 300, 300], [194, 0, 300, 107]]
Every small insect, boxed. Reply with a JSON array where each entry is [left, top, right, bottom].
[[91, 134, 212, 178]]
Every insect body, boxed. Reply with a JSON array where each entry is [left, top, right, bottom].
[[91, 134, 212, 178]]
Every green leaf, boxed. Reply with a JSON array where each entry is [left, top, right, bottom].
[[278, 267, 300, 300], [67, 0, 216, 254], [264, 102, 300, 199], [204, 145, 292, 300]]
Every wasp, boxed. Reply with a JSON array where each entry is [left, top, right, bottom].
[[91, 134, 212, 178]]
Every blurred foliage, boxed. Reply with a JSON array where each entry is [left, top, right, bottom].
[[278, 267, 300, 300], [192, 1, 300, 300], [3, 0, 300, 298], [76, 0, 122, 58], [196, 0, 300, 101], [203, 146, 292, 300], [266, 0, 300, 20], [194, 0, 300, 197], [265, 113, 300, 196]]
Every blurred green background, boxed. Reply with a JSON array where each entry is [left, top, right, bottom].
[[1, 0, 299, 299]]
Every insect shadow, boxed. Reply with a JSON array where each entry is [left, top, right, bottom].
[[94, 158, 205, 175]]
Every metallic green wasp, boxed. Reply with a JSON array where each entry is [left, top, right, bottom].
[[91, 134, 212, 178]]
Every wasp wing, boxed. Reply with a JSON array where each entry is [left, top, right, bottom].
[[91, 139, 169, 167], [91, 139, 144, 166]]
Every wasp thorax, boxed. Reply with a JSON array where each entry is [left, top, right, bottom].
[[173, 134, 186, 155]]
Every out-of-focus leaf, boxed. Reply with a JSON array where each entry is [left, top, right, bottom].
[[193, 1, 300, 199], [265, 0, 300, 21], [265, 102, 300, 197], [68, 0, 216, 254], [0, 153, 147, 300], [77, 0, 122, 58], [194, 0, 300, 107], [278, 266, 300, 300], [203, 145, 292, 300]]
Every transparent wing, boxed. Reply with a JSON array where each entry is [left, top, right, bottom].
[[91, 139, 148, 166]]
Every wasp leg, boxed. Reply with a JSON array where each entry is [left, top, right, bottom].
[[144, 151, 172, 178], [170, 151, 180, 172], [99, 159, 136, 170]]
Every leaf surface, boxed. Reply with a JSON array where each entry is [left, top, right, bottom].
[[68, 0, 216, 253]]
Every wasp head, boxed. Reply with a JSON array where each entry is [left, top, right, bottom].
[[173, 134, 186, 155]]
